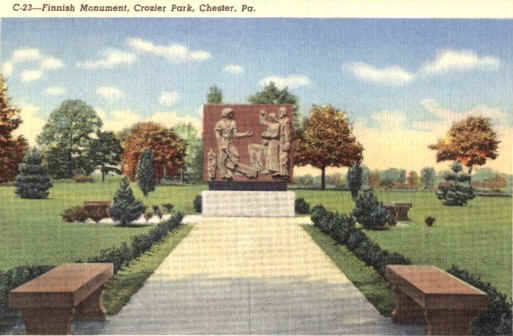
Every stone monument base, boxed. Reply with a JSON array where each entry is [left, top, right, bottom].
[[202, 191, 295, 217]]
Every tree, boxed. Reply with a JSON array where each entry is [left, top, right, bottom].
[[174, 122, 203, 183], [15, 148, 52, 199], [347, 163, 363, 200], [37, 100, 102, 178], [248, 81, 300, 128], [109, 177, 145, 226], [121, 122, 186, 181], [420, 167, 436, 190], [398, 169, 406, 185], [294, 105, 363, 190], [136, 149, 156, 196], [207, 85, 223, 104], [436, 162, 475, 206], [368, 170, 381, 190], [380, 168, 402, 189], [429, 116, 500, 180], [0, 75, 28, 183], [406, 171, 421, 189], [88, 131, 123, 182]]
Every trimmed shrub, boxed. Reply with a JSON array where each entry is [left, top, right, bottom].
[[61, 206, 89, 222], [346, 229, 366, 251], [436, 162, 475, 206], [15, 148, 52, 199], [193, 195, 202, 213], [330, 213, 355, 245], [448, 265, 512, 336], [352, 190, 395, 229], [73, 175, 93, 183], [109, 177, 145, 226], [153, 205, 163, 219], [311, 204, 328, 227], [295, 198, 310, 214], [162, 203, 174, 213], [347, 163, 363, 200], [425, 216, 436, 227]]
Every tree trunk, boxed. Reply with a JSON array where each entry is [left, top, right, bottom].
[[68, 150, 73, 178], [468, 165, 473, 186], [321, 166, 326, 190], [101, 168, 105, 182]]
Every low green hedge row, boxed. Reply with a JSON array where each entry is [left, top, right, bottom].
[[0, 212, 184, 323], [310, 204, 512, 335]]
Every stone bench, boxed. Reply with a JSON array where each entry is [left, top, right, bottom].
[[384, 202, 412, 222], [83, 201, 111, 222], [386, 265, 488, 335], [9, 263, 113, 335]]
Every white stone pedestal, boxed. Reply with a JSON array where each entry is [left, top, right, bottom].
[[202, 191, 295, 217]]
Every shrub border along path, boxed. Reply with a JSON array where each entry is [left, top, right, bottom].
[[0, 213, 186, 333], [308, 204, 512, 336]]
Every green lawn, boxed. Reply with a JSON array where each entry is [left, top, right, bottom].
[[0, 177, 206, 271], [296, 189, 512, 297]]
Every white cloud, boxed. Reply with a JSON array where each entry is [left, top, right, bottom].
[[371, 110, 407, 130], [77, 48, 137, 69], [421, 49, 500, 74], [126, 37, 211, 63], [99, 108, 202, 133], [96, 86, 125, 102], [259, 74, 311, 90], [2, 62, 13, 77], [13, 102, 45, 145], [44, 86, 67, 96], [345, 62, 415, 86], [224, 64, 244, 74], [12, 48, 41, 64], [159, 91, 179, 107], [20, 70, 42, 83], [40, 56, 65, 70]]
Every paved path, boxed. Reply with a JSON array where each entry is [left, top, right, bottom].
[[74, 216, 422, 334]]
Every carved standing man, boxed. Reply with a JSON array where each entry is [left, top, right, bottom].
[[259, 110, 281, 175], [215, 108, 256, 179], [278, 107, 291, 177]]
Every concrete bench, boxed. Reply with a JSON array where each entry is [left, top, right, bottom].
[[384, 202, 412, 222], [386, 265, 488, 335], [83, 201, 111, 222], [9, 263, 113, 335]]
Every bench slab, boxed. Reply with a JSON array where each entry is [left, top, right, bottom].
[[386, 265, 488, 336], [10, 263, 113, 335]]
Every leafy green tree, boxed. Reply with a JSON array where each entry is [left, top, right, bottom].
[[174, 123, 203, 183], [380, 168, 402, 188], [37, 100, 102, 178], [248, 81, 300, 128], [109, 177, 145, 226], [207, 85, 223, 104], [420, 167, 436, 190], [0, 75, 28, 183], [88, 131, 123, 182], [398, 169, 406, 185], [136, 149, 156, 196], [347, 163, 363, 200], [15, 148, 52, 199]]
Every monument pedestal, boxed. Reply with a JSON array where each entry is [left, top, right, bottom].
[[202, 191, 295, 217]]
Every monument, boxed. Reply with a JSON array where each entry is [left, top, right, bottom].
[[202, 104, 295, 217]]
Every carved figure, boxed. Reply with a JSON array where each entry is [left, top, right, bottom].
[[258, 110, 280, 175], [214, 108, 257, 179], [207, 149, 217, 180], [278, 107, 291, 177]]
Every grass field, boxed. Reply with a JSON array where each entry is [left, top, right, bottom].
[[0, 177, 205, 271], [295, 189, 512, 297], [1, 179, 511, 298]]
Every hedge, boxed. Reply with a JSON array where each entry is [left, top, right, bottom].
[[0, 212, 183, 324], [310, 204, 512, 335]]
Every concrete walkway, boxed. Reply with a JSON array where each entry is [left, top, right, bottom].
[[75, 217, 422, 334]]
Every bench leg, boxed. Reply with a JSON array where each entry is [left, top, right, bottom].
[[392, 289, 425, 324], [76, 285, 107, 320], [425, 309, 479, 336], [22, 308, 74, 335]]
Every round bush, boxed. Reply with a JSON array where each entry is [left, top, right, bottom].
[[193, 195, 202, 213], [295, 198, 310, 214]]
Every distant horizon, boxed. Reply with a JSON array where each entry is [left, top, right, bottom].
[[2, 18, 511, 175]]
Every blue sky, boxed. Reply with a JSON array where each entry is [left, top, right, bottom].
[[2, 18, 512, 173]]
